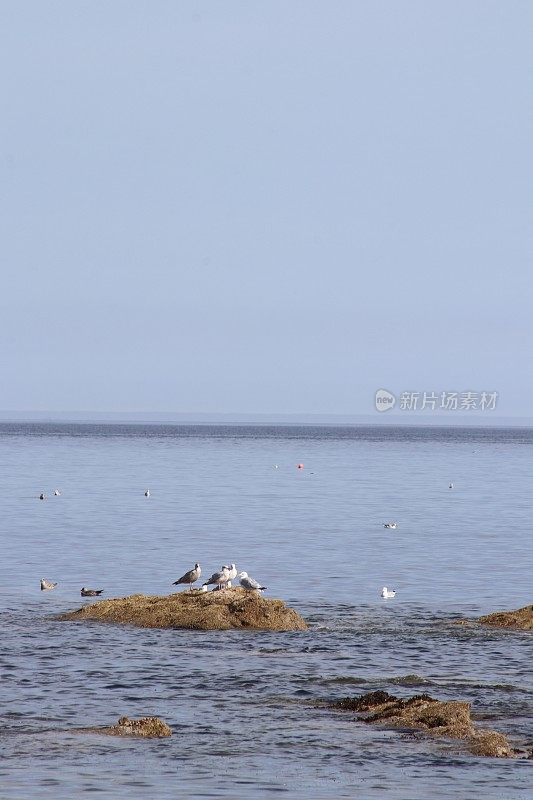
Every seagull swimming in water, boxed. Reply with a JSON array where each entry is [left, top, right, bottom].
[[203, 566, 230, 590], [449, 483, 454, 489], [238, 571, 267, 591], [40, 578, 57, 590], [173, 562, 201, 590], [144, 489, 150, 498], [383, 522, 397, 529], [39, 493, 46, 500], [381, 586, 396, 598], [54, 489, 61, 496], [81, 587, 104, 597]]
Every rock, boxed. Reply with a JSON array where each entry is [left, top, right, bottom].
[[469, 730, 513, 758], [57, 587, 307, 631], [477, 605, 533, 631], [329, 690, 514, 758], [81, 716, 172, 738]]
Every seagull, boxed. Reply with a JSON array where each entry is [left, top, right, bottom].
[[54, 489, 61, 496], [222, 563, 237, 588], [39, 493, 46, 500], [449, 483, 454, 489], [238, 571, 267, 591], [144, 489, 150, 497], [172, 562, 201, 590], [381, 586, 396, 599], [203, 566, 230, 590], [81, 587, 104, 597], [40, 578, 57, 590], [383, 522, 397, 529]]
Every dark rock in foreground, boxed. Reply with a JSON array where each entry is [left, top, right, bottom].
[[329, 691, 515, 758], [80, 716, 172, 738], [58, 587, 307, 631], [477, 605, 533, 631]]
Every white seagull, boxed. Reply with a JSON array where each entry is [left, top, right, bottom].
[[40, 579, 57, 591], [54, 489, 61, 496], [238, 571, 267, 591], [381, 586, 396, 599], [144, 489, 150, 497], [173, 563, 202, 590], [449, 483, 454, 489], [222, 563, 237, 588], [383, 522, 397, 529], [203, 566, 230, 590]]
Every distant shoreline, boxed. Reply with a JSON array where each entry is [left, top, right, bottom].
[[0, 414, 532, 430]]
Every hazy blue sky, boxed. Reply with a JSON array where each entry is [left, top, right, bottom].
[[1, 1, 531, 416]]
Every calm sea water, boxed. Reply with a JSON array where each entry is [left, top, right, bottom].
[[0, 423, 531, 799]]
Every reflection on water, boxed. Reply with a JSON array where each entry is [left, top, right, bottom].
[[0, 424, 532, 798]]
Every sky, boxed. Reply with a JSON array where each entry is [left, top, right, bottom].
[[0, 1, 531, 417]]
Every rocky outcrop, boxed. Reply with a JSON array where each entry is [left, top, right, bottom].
[[477, 605, 533, 631], [329, 691, 516, 758], [80, 716, 172, 738], [58, 587, 307, 631]]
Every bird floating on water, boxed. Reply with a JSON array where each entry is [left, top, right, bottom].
[[383, 522, 397, 529], [381, 587, 396, 599], [81, 587, 104, 597], [144, 489, 150, 497], [238, 571, 267, 591], [173, 562, 201, 590], [449, 483, 454, 489], [203, 566, 230, 590], [54, 489, 61, 496], [39, 493, 46, 500], [40, 578, 57, 590]]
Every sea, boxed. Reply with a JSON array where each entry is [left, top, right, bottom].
[[0, 423, 531, 799]]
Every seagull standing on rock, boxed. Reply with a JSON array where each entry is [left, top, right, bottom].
[[222, 563, 237, 588], [238, 571, 267, 591], [173, 563, 202, 590], [203, 566, 230, 590]]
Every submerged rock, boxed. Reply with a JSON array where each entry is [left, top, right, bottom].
[[58, 587, 307, 631], [329, 690, 515, 758], [477, 605, 533, 631], [81, 716, 172, 738]]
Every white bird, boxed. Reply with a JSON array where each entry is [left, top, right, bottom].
[[172, 563, 201, 590], [449, 483, 454, 489], [54, 489, 61, 496], [383, 522, 397, 529], [40, 579, 57, 591], [203, 566, 230, 590], [144, 489, 150, 497], [222, 563, 237, 588], [381, 586, 396, 599], [238, 571, 267, 591]]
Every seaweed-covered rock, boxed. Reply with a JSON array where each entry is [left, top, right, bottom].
[[58, 587, 307, 631], [82, 716, 172, 738], [329, 691, 514, 758], [477, 605, 533, 631]]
